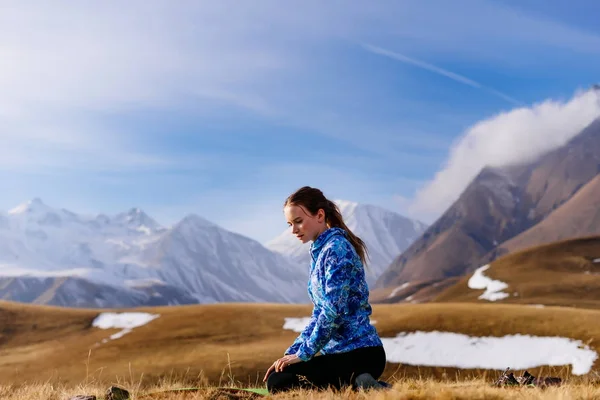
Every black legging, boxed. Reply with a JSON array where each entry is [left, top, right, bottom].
[[266, 346, 386, 393]]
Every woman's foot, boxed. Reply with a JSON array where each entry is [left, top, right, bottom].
[[354, 373, 391, 390]]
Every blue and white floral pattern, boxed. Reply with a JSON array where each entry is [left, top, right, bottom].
[[285, 227, 383, 361]]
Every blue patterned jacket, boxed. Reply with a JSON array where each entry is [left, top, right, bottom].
[[285, 227, 383, 361]]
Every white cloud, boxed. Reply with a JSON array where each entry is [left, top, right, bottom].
[[0, 2, 293, 170], [2, 1, 600, 173], [410, 88, 600, 220], [0, 2, 290, 112]]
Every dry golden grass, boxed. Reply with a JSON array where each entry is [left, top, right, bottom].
[[3, 299, 600, 396], [4, 378, 600, 400], [435, 236, 600, 308]]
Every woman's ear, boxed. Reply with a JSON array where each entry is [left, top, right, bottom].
[[317, 208, 325, 223]]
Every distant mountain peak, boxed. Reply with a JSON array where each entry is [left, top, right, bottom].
[[333, 199, 358, 207], [333, 199, 359, 216], [125, 207, 150, 223], [113, 207, 161, 231], [175, 214, 218, 229], [8, 197, 50, 215]]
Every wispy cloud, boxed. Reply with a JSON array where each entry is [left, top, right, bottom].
[[363, 44, 522, 105], [0, 2, 290, 172]]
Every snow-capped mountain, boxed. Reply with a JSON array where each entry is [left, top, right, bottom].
[[137, 214, 307, 303], [0, 198, 308, 307], [265, 200, 428, 285]]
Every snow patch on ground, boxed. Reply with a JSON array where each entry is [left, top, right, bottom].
[[283, 317, 313, 333], [282, 318, 596, 375], [381, 331, 596, 375], [468, 264, 509, 301], [92, 312, 160, 343], [283, 317, 376, 333], [388, 282, 410, 299]]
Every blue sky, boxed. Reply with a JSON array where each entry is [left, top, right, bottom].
[[1, 0, 600, 243]]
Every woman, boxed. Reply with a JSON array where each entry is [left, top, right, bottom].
[[263, 186, 388, 393]]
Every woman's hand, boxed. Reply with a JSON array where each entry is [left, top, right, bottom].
[[263, 354, 302, 382]]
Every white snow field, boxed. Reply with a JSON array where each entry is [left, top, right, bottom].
[[381, 331, 596, 376], [282, 318, 597, 375]]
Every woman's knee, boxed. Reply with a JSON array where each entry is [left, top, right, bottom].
[[267, 372, 300, 393]]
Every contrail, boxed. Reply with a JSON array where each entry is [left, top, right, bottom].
[[363, 44, 522, 106]]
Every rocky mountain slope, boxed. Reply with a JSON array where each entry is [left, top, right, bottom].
[[375, 115, 600, 296]]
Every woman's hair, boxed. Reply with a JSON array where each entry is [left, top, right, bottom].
[[285, 186, 369, 266]]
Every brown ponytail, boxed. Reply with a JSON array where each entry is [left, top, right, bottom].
[[284, 186, 369, 266]]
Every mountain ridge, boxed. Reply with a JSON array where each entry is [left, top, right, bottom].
[[0, 198, 308, 307], [376, 115, 600, 297]]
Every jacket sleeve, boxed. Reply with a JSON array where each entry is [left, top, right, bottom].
[[295, 243, 353, 361], [284, 308, 318, 356]]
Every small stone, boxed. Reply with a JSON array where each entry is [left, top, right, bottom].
[[106, 386, 130, 400]]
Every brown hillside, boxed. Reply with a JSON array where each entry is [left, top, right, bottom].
[[1, 301, 600, 388], [519, 118, 600, 219], [435, 236, 600, 308], [375, 167, 527, 288], [488, 174, 600, 256], [376, 115, 600, 293], [370, 277, 460, 304]]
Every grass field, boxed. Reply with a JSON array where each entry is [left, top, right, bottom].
[[3, 377, 600, 399], [3, 235, 599, 398], [2, 299, 600, 393]]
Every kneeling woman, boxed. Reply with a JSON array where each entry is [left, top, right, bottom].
[[263, 186, 387, 393]]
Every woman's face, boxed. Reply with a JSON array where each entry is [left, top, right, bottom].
[[284, 204, 326, 243]]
